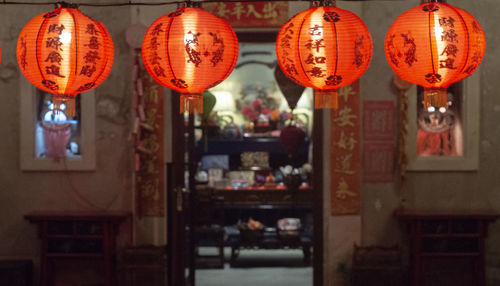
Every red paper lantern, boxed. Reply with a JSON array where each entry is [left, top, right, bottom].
[[17, 5, 114, 114], [276, 1, 372, 109], [142, 7, 239, 114], [385, 1, 485, 108]]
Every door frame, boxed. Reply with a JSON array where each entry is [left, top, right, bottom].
[[166, 31, 325, 286], [313, 109, 324, 286], [167, 94, 187, 286]]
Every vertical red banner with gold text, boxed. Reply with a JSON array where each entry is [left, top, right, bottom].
[[137, 75, 165, 217], [330, 81, 361, 215]]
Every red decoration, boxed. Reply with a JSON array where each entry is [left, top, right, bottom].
[[363, 100, 395, 141], [203, 2, 289, 28], [331, 81, 361, 215], [363, 141, 394, 183], [274, 65, 305, 110], [17, 5, 114, 115], [362, 100, 395, 183], [142, 7, 239, 114], [280, 125, 306, 155], [276, 2, 372, 109], [41, 122, 71, 160], [385, 2, 485, 108]]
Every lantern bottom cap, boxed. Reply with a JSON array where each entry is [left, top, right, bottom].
[[180, 93, 203, 114], [314, 89, 338, 109], [423, 88, 448, 109], [52, 95, 76, 117]]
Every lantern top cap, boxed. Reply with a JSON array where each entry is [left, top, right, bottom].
[[179, 0, 201, 8], [55, 1, 78, 9], [312, 0, 336, 7], [421, 0, 447, 3]]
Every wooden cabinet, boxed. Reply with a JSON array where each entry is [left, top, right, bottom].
[[395, 209, 499, 286], [196, 137, 310, 170], [25, 211, 130, 286], [194, 187, 313, 265], [193, 135, 313, 267]]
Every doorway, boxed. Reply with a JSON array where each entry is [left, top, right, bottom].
[[167, 31, 324, 286]]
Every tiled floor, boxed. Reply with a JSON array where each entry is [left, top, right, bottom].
[[196, 248, 312, 286]]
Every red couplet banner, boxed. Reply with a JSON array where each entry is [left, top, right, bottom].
[[330, 81, 361, 215], [136, 75, 165, 217]]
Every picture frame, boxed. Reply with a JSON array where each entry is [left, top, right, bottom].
[[19, 76, 96, 171], [405, 72, 480, 171]]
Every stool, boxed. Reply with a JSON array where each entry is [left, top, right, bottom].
[[351, 244, 406, 286], [118, 246, 166, 286]]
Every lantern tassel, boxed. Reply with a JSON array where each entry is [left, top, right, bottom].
[[53, 95, 76, 117], [423, 88, 447, 109], [314, 89, 338, 109], [180, 93, 203, 114]]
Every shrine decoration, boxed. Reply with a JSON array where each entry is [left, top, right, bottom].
[[274, 65, 306, 111], [142, 5, 239, 114], [275, 0, 372, 109], [385, 0, 485, 108], [41, 122, 72, 161], [280, 125, 306, 156], [16, 3, 114, 115], [202, 91, 217, 120]]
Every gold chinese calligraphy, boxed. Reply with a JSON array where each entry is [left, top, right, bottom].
[[203, 2, 288, 27], [136, 74, 165, 217], [330, 81, 361, 215]]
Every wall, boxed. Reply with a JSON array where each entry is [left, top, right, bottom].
[[0, 2, 134, 284]]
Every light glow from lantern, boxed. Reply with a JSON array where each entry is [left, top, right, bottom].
[[59, 32, 72, 44], [58, 12, 74, 92], [184, 32, 195, 44], [433, 13, 450, 80], [183, 30, 196, 81], [181, 11, 199, 86]]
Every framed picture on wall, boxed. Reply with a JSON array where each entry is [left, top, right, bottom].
[[19, 76, 96, 171], [405, 72, 480, 171]]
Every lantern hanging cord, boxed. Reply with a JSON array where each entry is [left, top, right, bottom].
[[0, 0, 420, 7]]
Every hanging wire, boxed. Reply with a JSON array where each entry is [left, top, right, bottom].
[[0, 0, 417, 8]]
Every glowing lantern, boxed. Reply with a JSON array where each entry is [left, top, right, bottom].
[[385, 1, 485, 108], [17, 4, 114, 115], [276, 0, 372, 109], [142, 6, 239, 113]]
